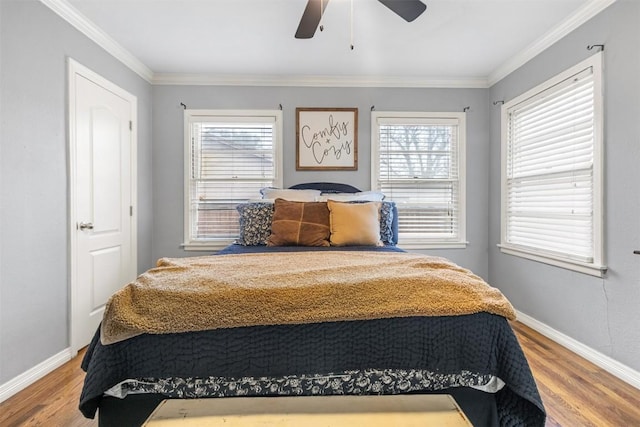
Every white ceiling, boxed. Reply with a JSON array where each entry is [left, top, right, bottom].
[[55, 0, 613, 86]]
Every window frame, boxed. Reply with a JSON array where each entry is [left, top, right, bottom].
[[499, 52, 605, 277], [371, 111, 467, 249], [182, 109, 283, 251]]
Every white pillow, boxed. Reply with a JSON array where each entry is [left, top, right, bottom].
[[319, 191, 385, 202], [260, 188, 321, 202]]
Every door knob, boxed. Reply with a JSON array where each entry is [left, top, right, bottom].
[[78, 222, 94, 231]]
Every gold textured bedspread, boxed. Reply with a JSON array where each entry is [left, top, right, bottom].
[[101, 252, 516, 345]]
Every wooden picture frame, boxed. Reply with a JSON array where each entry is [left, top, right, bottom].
[[296, 107, 358, 171]]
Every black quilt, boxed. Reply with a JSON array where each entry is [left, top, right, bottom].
[[80, 313, 545, 426], [80, 245, 544, 425]]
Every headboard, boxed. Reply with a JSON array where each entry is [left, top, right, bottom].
[[288, 182, 399, 245], [289, 182, 361, 194]]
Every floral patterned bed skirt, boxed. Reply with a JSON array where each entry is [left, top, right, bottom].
[[105, 368, 505, 400]]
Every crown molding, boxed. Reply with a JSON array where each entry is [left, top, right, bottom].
[[41, 0, 616, 89], [152, 73, 489, 88], [488, 0, 617, 86], [37, 0, 486, 89], [39, 0, 154, 83]]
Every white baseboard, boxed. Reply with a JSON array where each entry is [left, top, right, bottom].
[[0, 348, 73, 403], [516, 310, 640, 390]]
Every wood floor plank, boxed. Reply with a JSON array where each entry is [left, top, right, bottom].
[[511, 321, 640, 426], [0, 348, 97, 427], [0, 321, 639, 426]]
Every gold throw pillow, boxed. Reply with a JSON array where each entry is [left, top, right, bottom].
[[327, 200, 382, 246]]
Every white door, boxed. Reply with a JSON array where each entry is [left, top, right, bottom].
[[69, 59, 137, 352]]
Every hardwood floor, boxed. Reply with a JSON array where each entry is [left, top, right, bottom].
[[0, 321, 639, 426], [0, 347, 96, 427], [511, 322, 640, 427]]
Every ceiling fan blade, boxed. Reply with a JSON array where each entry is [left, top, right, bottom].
[[378, 0, 426, 22], [295, 0, 330, 39]]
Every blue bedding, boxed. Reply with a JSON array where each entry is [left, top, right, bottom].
[[79, 245, 545, 426], [216, 243, 405, 255]]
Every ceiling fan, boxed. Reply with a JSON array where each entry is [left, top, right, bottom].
[[295, 0, 427, 39]]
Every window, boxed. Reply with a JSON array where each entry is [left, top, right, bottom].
[[500, 53, 604, 276], [371, 112, 466, 248], [184, 110, 282, 249]]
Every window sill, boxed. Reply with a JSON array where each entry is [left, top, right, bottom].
[[181, 240, 234, 252], [498, 244, 606, 278], [398, 241, 468, 250]]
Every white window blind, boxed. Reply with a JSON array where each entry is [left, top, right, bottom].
[[501, 53, 604, 275], [372, 113, 466, 247], [184, 111, 282, 248]]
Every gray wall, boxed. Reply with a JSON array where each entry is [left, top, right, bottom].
[[0, 0, 153, 383], [3, 0, 637, 395], [488, 0, 640, 371], [152, 86, 491, 277]]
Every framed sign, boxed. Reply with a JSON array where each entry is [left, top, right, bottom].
[[296, 107, 358, 170]]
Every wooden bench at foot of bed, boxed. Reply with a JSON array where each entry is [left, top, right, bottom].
[[143, 394, 472, 426]]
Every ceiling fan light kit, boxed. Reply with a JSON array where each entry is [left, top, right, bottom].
[[295, 0, 426, 39]]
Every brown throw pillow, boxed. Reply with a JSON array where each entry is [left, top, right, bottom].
[[267, 199, 330, 246]]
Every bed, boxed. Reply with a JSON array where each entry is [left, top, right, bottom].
[[79, 183, 545, 426]]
